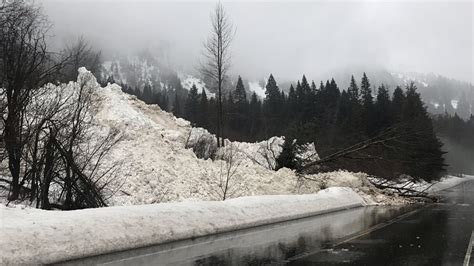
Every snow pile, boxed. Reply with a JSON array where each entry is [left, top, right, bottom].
[[297, 171, 412, 205], [91, 74, 327, 205], [187, 128, 319, 170], [0, 187, 365, 264], [92, 75, 304, 205]]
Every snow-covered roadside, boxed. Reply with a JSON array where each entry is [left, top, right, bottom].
[[427, 175, 474, 193], [0, 187, 364, 265]]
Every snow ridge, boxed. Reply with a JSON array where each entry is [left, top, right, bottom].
[[0, 187, 365, 264]]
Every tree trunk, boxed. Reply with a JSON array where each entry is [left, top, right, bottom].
[[5, 114, 22, 201]]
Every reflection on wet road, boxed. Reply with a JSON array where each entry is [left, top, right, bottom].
[[65, 181, 473, 266], [291, 181, 474, 266]]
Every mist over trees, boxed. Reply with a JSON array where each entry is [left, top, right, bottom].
[[434, 113, 474, 174]]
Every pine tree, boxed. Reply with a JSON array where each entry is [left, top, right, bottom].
[[234, 76, 247, 105], [198, 88, 209, 127], [276, 138, 299, 170], [374, 84, 391, 132], [249, 92, 262, 139], [295, 80, 303, 108], [265, 74, 280, 102], [287, 85, 298, 120], [347, 75, 359, 103], [328, 79, 341, 106], [184, 84, 199, 124], [360, 73, 375, 135], [391, 86, 405, 122], [143, 84, 153, 104], [299, 75, 314, 123], [172, 92, 182, 117], [336, 90, 352, 129], [360, 73, 373, 106], [263, 74, 282, 137], [400, 82, 446, 181]]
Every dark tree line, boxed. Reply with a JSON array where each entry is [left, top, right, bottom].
[[129, 71, 445, 181]]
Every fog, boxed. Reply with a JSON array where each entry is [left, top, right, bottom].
[[42, 0, 473, 83]]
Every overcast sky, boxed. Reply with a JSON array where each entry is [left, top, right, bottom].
[[42, 0, 473, 83]]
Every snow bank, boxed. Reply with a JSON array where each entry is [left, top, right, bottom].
[[427, 175, 474, 193], [0, 187, 365, 265]]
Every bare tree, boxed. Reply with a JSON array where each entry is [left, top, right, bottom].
[[201, 2, 235, 148], [206, 144, 244, 200], [0, 2, 121, 208], [60, 36, 102, 83], [0, 1, 66, 200], [8, 69, 122, 209]]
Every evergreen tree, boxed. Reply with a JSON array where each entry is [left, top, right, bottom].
[[400, 82, 446, 181], [143, 84, 153, 104], [198, 88, 209, 128], [374, 84, 391, 132], [234, 76, 247, 105], [299, 75, 314, 123], [360, 73, 375, 135], [249, 92, 262, 139], [287, 85, 298, 120], [391, 86, 405, 122], [360, 73, 373, 106], [347, 75, 359, 103], [336, 90, 352, 130], [263, 74, 282, 136], [311, 81, 318, 94], [295, 80, 303, 108], [172, 92, 182, 117], [276, 138, 299, 170], [184, 84, 199, 124]]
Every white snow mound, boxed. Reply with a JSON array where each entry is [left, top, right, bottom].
[[0, 187, 365, 264]]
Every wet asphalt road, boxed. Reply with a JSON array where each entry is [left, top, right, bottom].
[[290, 181, 474, 266], [64, 181, 474, 266]]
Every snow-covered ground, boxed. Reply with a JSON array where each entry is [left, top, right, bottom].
[[0, 188, 364, 264]]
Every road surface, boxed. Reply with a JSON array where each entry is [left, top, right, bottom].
[[291, 181, 474, 265]]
